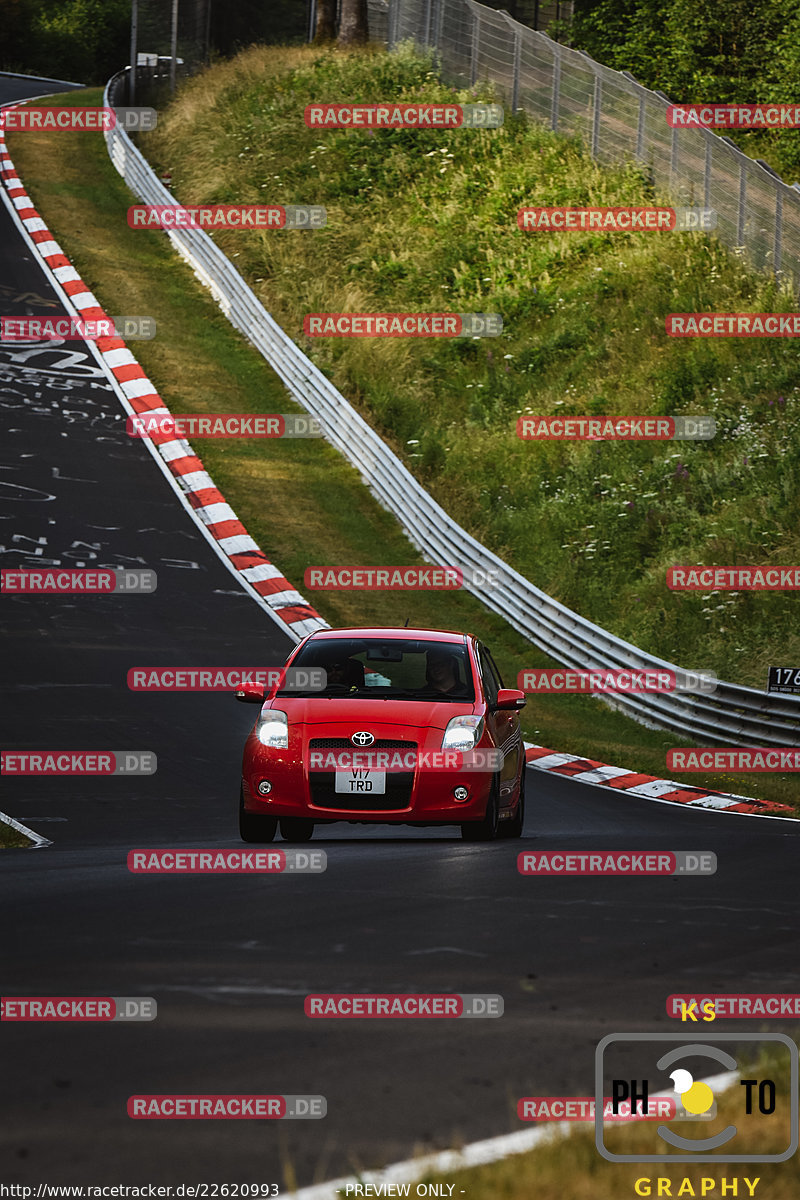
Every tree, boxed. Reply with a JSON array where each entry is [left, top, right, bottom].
[[338, 0, 368, 45]]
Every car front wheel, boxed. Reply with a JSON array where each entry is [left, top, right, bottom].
[[498, 760, 525, 839], [239, 786, 277, 843], [279, 817, 315, 842], [461, 776, 500, 842]]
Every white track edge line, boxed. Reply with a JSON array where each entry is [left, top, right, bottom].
[[286, 1071, 740, 1200]]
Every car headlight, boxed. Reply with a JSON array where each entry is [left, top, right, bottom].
[[442, 715, 484, 752], [256, 709, 289, 748]]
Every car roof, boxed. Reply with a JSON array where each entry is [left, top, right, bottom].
[[305, 627, 469, 644]]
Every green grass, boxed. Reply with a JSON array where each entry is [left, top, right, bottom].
[[394, 1040, 800, 1200], [138, 42, 800, 691], [5, 84, 798, 809]]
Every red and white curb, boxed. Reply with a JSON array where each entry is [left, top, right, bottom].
[[0, 111, 329, 645], [524, 743, 794, 817]]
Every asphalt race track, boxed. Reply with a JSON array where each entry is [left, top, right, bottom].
[[3, 75, 800, 1189]]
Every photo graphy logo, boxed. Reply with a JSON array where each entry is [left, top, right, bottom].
[[595, 1033, 798, 1162]]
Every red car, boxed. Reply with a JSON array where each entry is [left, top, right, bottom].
[[235, 627, 527, 842]]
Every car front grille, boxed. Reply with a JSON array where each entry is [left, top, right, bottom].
[[306, 738, 418, 811], [308, 773, 413, 811]]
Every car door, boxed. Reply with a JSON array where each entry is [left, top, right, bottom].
[[477, 643, 520, 806]]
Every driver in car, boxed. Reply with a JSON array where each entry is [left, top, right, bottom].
[[325, 657, 365, 692], [425, 649, 469, 697]]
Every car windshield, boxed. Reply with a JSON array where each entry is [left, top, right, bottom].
[[277, 637, 475, 702]]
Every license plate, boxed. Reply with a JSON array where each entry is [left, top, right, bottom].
[[334, 769, 386, 795]]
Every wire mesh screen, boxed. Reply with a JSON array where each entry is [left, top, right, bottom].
[[388, 0, 800, 294]]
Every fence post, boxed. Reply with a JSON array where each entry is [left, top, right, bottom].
[[591, 71, 601, 159], [470, 5, 480, 86], [551, 41, 561, 131], [432, 0, 445, 50], [774, 187, 783, 283], [704, 134, 712, 211], [501, 12, 522, 113], [423, 0, 433, 45]]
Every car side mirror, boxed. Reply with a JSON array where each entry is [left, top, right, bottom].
[[495, 688, 526, 711], [234, 682, 267, 703]]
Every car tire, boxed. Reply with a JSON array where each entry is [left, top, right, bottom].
[[461, 776, 500, 841], [239, 786, 277, 843], [498, 760, 525, 839], [279, 817, 315, 842]]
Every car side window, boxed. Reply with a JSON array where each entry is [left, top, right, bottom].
[[477, 645, 499, 708], [485, 648, 505, 690]]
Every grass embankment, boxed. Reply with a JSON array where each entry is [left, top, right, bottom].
[[6, 80, 798, 808], [407, 1043, 800, 1199], [140, 44, 800, 690]]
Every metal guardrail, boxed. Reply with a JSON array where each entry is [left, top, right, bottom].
[[103, 70, 800, 747], [389, 0, 800, 297]]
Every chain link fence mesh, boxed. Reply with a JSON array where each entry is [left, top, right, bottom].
[[386, 0, 800, 295]]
